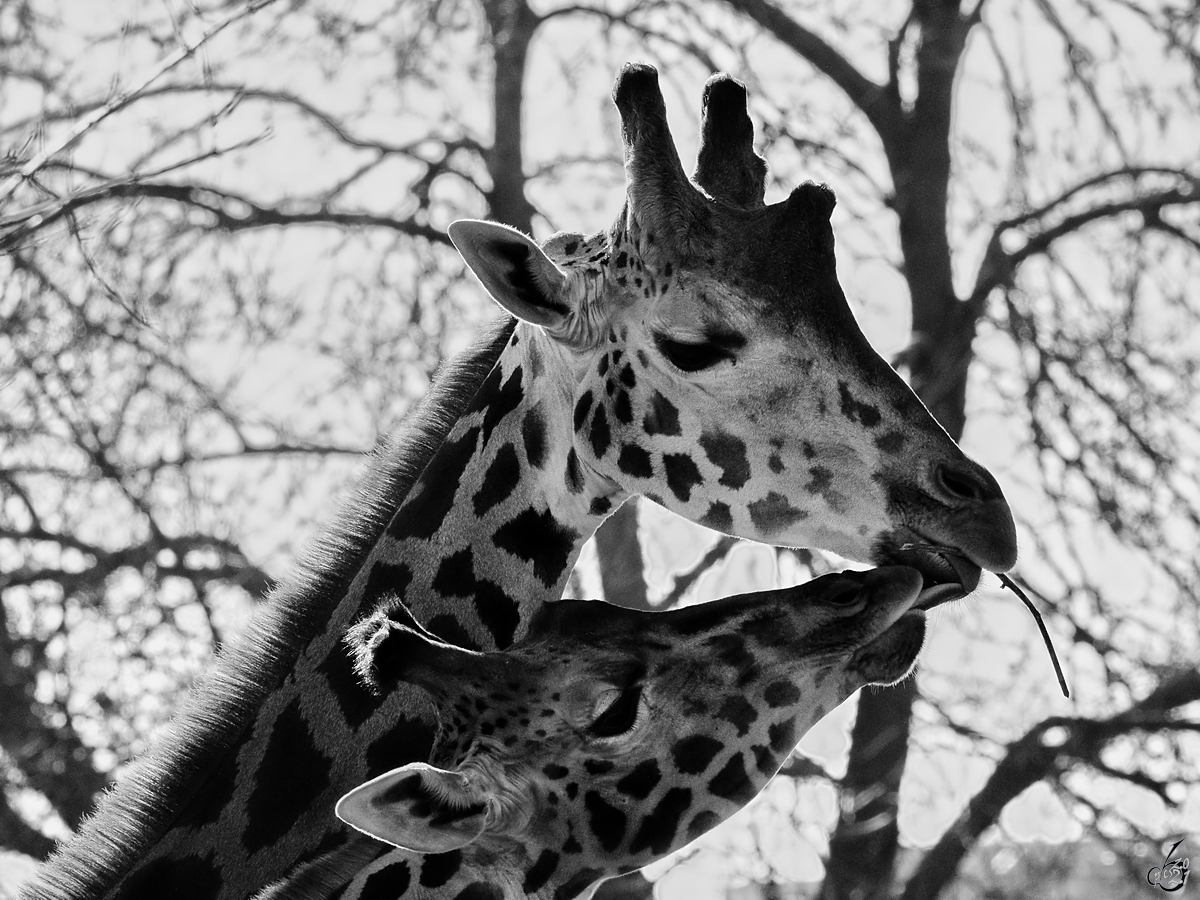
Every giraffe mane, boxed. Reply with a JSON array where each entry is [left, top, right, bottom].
[[27, 315, 518, 900]]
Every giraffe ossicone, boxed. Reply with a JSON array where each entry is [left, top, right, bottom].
[[333, 566, 926, 900]]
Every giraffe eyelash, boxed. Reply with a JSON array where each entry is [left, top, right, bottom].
[[588, 684, 645, 738]]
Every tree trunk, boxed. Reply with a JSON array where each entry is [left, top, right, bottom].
[[821, 4, 977, 897], [482, 0, 539, 233], [594, 500, 652, 611], [0, 610, 109, 855]]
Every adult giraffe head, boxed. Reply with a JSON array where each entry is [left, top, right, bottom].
[[449, 64, 1016, 605]]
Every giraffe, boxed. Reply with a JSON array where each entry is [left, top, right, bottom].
[[22, 64, 1017, 900], [329, 565, 927, 900]]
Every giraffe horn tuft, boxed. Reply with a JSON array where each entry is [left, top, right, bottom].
[[785, 181, 837, 219], [694, 74, 767, 209], [612, 63, 708, 253]]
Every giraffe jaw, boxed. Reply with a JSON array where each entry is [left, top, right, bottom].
[[850, 610, 927, 686]]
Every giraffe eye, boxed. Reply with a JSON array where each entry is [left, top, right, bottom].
[[588, 684, 644, 737], [654, 335, 736, 372], [820, 578, 867, 614]]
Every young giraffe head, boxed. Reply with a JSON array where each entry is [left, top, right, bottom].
[[449, 64, 1016, 605], [335, 566, 924, 900]]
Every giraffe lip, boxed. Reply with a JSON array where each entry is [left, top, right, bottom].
[[884, 544, 982, 611]]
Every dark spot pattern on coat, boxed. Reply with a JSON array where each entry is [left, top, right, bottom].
[[420, 850, 465, 888], [555, 869, 603, 900], [643, 392, 681, 436], [614, 390, 633, 424], [474, 444, 520, 516], [388, 426, 480, 541], [751, 744, 777, 777], [875, 430, 906, 454], [715, 695, 758, 737], [452, 883, 503, 900], [115, 854, 222, 900], [700, 431, 750, 489], [764, 680, 801, 708], [366, 715, 436, 777], [493, 507, 579, 588], [433, 548, 475, 597], [584, 791, 627, 852], [686, 810, 722, 842], [522, 406, 548, 468], [748, 492, 809, 535], [565, 447, 584, 494], [358, 860, 411, 900], [629, 787, 692, 856], [574, 391, 594, 433], [522, 850, 560, 894], [615, 759, 662, 800], [244, 698, 333, 854], [618, 445, 653, 479], [768, 719, 797, 753], [671, 734, 723, 774], [707, 752, 755, 802], [701, 501, 733, 533], [663, 453, 703, 502], [837, 380, 881, 428], [590, 405, 611, 458]]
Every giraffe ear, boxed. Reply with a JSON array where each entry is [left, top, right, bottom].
[[449, 220, 573, 331], [336, 763, 488, 853]]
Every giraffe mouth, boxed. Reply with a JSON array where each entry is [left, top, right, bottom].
[[882, 540, 981, 611]]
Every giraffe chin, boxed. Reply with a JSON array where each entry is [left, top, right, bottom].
[[849, 610, 926, 687]]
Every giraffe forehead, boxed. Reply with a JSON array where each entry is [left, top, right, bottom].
[[545, 225, 856, 378]]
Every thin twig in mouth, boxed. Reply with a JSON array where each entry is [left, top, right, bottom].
[[996, 573, 1070, 698], [898, 543, 1070, 698]]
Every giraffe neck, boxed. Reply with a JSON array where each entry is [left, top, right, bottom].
[[27, 317, 619, 900], [333, 843, 608, 900], [219, 320, 617, 898], [352, 319, 619, 650]]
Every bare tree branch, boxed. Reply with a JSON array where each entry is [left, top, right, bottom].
[[969, 170, 1200, 306], [720, 0, 901, 141], [0, 180, 453, 252], [900, 668, 1200, 900], [0, 0, 281, 204], [659, 535, 739, 609], [0, 531, 275, 600]]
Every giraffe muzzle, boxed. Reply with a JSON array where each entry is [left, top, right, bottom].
[[881, 541, 982, 611]]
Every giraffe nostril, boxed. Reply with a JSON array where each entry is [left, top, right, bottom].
[[934, 461, 997, 505]]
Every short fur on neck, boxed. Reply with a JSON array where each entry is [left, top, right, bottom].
[[24, 316, 517, 900]]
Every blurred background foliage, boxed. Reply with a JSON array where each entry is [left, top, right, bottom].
[[1, 0, 1199, 897]]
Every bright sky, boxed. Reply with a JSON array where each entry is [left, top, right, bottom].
[[5, 0, 1199, 892]]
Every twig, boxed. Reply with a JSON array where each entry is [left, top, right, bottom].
[[0, 133, 270, 229], [659, 535, 738, 609], [898, 541, 1070, 697], [997, 572, 1070, 698], [0, 0, 279, 205]]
